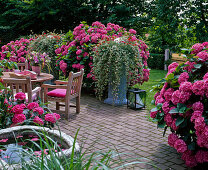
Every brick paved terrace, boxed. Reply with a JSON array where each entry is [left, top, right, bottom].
[[51, 94, 189, 169]]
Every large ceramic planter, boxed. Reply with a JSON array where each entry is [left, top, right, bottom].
[[104, 67, 127, 106], [0, 126, 80, 169]]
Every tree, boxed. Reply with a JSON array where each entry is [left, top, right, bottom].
[[182, 0, 208, 42], [0, 0, 152, 45]]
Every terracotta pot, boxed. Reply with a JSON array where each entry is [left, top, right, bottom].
[[32, 66, 41, 75]]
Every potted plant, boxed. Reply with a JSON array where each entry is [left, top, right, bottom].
[[27, 51, 50, 75], [93, 36, 149, 105], [55, 21, 149, 92]]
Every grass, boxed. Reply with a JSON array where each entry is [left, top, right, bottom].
[[135, 69, 167, 111]]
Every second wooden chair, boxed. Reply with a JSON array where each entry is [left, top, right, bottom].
[[42, 69, 84, 120]]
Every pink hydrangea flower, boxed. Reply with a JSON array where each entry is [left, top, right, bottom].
[[12, 114, 26, 124], [194, 117, 206, 133], [196, 51, 208, 62], [191, 111, 203, 122], [178, 72, 189, 84], [174, 139, 187, 153], [191, 43, 204, 54], [160, 82, 168, 96], [129, 29, 136, 34], [195, 150, 208, 163], [11, 105, 24, 114], [168, 62, 179, 72], [185, 155, 197, 167], [33, 107, 44, 115], [33, 116, 44, 125], [76, 49, 82, 55], [168, 133, 178, 147], [184, 61, 195, 73], [179, 82, 192, 92], [164, 88, 174, 102], [171, 119, 179, 131], [192, 101, 204, 112], [202, 42, 208, 47], [150, 111, 157, 118], [171, 90, 181, 105], [155, 95, 165, 105], [27, 102, 39, 110], [192, 80, 204, 96], [164, 113, 173, 127], [55, 48, 62, 54], [45, 113, 60, 123], [162, 102, 169, 114], [60, 62, 67, 73], [154, 92, 160, 100], [15, 92, 26, 100], [180, 91, 192, 103]]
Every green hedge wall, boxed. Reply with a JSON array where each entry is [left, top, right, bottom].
[[147, 53, 164, 70]]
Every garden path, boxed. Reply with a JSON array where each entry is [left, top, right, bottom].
[[52, 94, 188, 169]]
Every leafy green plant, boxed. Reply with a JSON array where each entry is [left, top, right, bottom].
[[93, 37, 148, 100], [0, 127, 157, 169]]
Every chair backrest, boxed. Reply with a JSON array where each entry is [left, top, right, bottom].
[[17, 60, 29, 71], [66, 69, 84, 98], [2, 60, 29, 72], [2, 77, 33, 103]]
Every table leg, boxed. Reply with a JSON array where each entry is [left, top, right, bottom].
[[39, 82, 44, 102]]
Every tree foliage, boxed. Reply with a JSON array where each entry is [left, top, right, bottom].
[[0, 0, 151, 45]]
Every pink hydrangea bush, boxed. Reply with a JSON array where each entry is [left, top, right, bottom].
[[55, 21, 149, 89], [0, 92, 60, 129], [151, 42, 208, 168], [0, 38, 34, 63]]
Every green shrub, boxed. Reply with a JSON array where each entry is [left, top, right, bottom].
[[29, 32, 63, 80], [147, 53, 164, 70]]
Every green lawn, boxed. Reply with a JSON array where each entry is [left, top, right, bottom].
[[135, 69, 167, 111]]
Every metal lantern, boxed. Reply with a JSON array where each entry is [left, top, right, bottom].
[[127, 88, 146, 110]]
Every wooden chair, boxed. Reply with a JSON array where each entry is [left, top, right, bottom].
[[2, 76, 41, 103], [17, 60, 29, 71], [42, 69, 84, 120], [2, 60, 29, 72]]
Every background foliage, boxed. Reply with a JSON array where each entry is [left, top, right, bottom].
[[0, 0, 208, 69]]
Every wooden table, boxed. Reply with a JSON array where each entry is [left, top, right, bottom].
[[2, 72, 54, 100]]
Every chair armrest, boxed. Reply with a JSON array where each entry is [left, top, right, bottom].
[[54, 80, 68, 85], [32, 87, 41, 95], [42, 84, 67, 89]]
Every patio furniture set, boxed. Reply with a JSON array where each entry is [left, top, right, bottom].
[[1, 62, 84, 120]]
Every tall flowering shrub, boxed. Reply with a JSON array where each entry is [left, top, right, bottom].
[[151, 42, 208, 167], [0, 38, 34, 63], [55, 21, 149, 89], [93, 37, 148, 99]]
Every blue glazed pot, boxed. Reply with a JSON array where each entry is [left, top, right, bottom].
[[104, 68, 127, 106]]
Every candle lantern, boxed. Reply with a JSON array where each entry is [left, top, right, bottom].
[[127, 88, 146, 110]]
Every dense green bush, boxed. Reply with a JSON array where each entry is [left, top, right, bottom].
[[29, 33, 63, 80], [147, 53, 164, 70]]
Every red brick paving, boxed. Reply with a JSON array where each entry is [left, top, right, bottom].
[[51, 94, 189, 169]]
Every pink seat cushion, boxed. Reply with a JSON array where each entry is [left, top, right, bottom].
[[47, 89, 66, 98]]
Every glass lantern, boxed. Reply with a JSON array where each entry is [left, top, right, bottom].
[[127, 88, 146, 110]]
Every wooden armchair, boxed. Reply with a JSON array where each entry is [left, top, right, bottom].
[[2, 76, 41, 103], [42, 69, 84, 120]]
